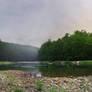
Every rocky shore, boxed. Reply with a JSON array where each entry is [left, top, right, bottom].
[[0, 70, 92, 92]]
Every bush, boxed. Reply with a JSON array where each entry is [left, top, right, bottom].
[[14, 88, 24, 92], [37, 80, 44, 91]]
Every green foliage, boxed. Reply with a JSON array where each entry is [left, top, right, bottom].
[[39, 30, 92, 61], [84, 86, 88, 92], [14, 88, 24, 92], [36, 80, 67, 92], [9, 76, 15, 85], [49, 87, 57, 92], [59, 88, 66, 92], [37, 80, 44, 91], [49, 87, 66, 92]]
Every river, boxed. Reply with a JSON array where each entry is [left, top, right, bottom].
[[0, 61, 92, 77]]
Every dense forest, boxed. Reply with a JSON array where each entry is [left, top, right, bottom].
[[0, 41, 39, 61], [39, 30, 92, 61]]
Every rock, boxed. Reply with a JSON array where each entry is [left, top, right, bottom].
[[0, 70, 92, 92]]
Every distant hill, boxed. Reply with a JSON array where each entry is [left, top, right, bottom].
[[0, 41, 39, 61]]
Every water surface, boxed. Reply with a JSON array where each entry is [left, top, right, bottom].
[[0, 61, 92, 77]]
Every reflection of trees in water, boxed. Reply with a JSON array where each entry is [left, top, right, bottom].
[[38, 64, 92, 77], [0, 63, 92, 77], [0, 63, 16, 70]]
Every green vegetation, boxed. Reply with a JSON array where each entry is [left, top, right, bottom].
[[39, 30, 92, 61], [79, 60, 92, 66], [84, 86, 88, 92], [49, 87, 57, 92], [39, 61, 92, 77], [0, 41, 39, 61], [37, 80, 44, 91], [0, 61, 10, 63], [8, 76, 15, 85], [14, 88, 24, 92], [0, 61, 13, 65], [36, 80, 67, 92]]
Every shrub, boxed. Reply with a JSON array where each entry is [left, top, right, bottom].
[[14, 88, 24, 92], [37, 80, 43, 91]]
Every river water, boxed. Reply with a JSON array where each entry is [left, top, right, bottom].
[[0, 61, 92, 77]]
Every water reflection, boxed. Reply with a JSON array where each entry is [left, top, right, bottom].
[[0, 62, 92, 77], [38, 64, 92, 77]]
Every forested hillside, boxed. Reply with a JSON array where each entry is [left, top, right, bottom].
[[0, 41, 39, 61], [39, 30, 92, 61]]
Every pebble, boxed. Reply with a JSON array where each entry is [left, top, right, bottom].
[[0, 70, 92, 92]]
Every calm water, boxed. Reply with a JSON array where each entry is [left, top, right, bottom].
[[0, 61, 92, 77]]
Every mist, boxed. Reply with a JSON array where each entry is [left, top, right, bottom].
[[0, 0, 92, 47]]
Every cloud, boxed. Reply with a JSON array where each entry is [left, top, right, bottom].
[[0, 0, 92, 47]]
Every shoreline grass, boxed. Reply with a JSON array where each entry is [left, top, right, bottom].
[[0, 61, 13, 64]]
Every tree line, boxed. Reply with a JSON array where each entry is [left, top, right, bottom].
[[0, 41, 39, 61], [39, 30, 92, 61]]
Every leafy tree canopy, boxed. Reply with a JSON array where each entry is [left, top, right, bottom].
[[39, 30, 92, 61]]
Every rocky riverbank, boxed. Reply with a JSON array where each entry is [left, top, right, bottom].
[[0, 70, 92, 92]]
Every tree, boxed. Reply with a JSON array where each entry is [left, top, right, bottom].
[[39, 30, 92, 61]]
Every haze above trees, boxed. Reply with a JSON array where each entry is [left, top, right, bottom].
[[0, 41, 39, 61]]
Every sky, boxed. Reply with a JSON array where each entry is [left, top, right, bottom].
[[0, 0, 92, 47]]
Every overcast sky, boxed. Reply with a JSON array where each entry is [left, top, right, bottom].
[[0, 0, 92, 47]]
